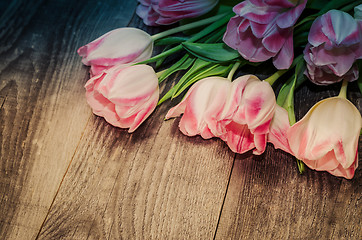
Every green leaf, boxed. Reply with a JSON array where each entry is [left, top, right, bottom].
[[306, 0, 330, 10], [156, 45, 173, 68], [172, 63, 234, 99], [158, 54, 195, 83], [182, 42, 240, 63], [340, 0, 362, 12], [158, 59, 212, 105], [319, 0, 357, 14], [204, 25, 227, 43], [179, 4, 233, 35]]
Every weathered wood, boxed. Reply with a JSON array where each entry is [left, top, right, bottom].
[[0, 0, 137, 239], [36, 101, 234, 239], [1, 0, 361, 239]]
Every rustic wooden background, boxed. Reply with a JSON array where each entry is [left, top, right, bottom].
[[0, 0, 361, 239]]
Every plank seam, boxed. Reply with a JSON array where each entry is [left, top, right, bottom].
[[212, 154, 237, 240], [34, 114, 93, 239]]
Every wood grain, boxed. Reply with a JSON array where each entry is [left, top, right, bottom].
[[36, 102, 234, 239], [0, 0, 361, 239], [0, 0, 137, 239]]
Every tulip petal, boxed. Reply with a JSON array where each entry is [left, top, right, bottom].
[[276, 0, 307, 28], [287, 97, 362, 178], [225, 0, 306, 69], [272, 33, 293, 69], [136, 4, 160, 26], [253, 133, 267, 155], [237, 28, 275, 62], [223, 122, 256, 154], [235, 76, 276, 131], [268, 105, 293, 154], [328, 153, 358, 179], [223, 16, 244, 50]]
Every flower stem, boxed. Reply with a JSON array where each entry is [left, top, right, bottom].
[[151, 13, 228, 41], [338, 79, 348, 99], [227, 61, 241, 81], [156, 69, 167, 78], [139, 12, 234, 65], [297, 159, 305, 174], [264, 69, 287, 86]]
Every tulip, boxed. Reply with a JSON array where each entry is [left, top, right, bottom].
[[77, 28, 153, 76], [304, 10, 362, 85], [136, 0, 219, 26], [268, 105, 293, 154], [287, 95, 362, 179], [85, 64, 159, 133], [222, 75, 276, 155], [166, 75, 276, 155], [223, 0, 307, 69], [165, 76, 234, 139]]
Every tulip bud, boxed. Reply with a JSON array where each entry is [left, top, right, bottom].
[[85, 64, 159, 133], [78, 28, 153, 76], [223, 0, 307, 69], [166, 75, 276, 155], [287, 97, 362, 179], [304, 10, 362, 85]]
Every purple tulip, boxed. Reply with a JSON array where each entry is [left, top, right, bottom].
[[223, 0, 307, 69], [304, 10, 362, 85], [136, 0, 219, 26]]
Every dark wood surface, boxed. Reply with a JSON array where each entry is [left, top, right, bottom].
[[0, 1, 361, 239]]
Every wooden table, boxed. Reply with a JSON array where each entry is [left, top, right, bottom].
[[1, 1, 361, 239]]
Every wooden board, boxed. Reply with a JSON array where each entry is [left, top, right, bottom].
[[0, 0, 138, 239], [36, 104, 234, 239], [0, 0, 361, 239]]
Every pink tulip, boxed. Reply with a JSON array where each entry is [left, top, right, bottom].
[[136, 0, 219, 26], [286, 97, 362, 179], [223, 0, 307, 69], [166, 75, 276, 155], [166, 77, 234, 139], [85, 64, 159, 133], [304, 10, 362, 85], [268, 105, 293, 154], [78, 28, 153, 76]]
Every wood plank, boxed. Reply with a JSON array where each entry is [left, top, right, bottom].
[[36, 100, 234, 239], [0, 0, 137, 239], [215, 84, 362, 239], [36, 6, 234, 240], [215, 148, 361, 239]]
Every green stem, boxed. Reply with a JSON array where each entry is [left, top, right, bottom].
[[151, 14, 227, 41], [227, 61, 241, 81], [187, 12, 234, 42], [156, 69, 167, 78], [138, 12, 234, 65], [338, 79, 348, 99], [281, 69, 305, 174], [297, 159, 305, 174], [264, 69, 287, 86], [138, 45, 182, 65]]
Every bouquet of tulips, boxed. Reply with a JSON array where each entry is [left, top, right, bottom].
[[77, 0, 362, 179]]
